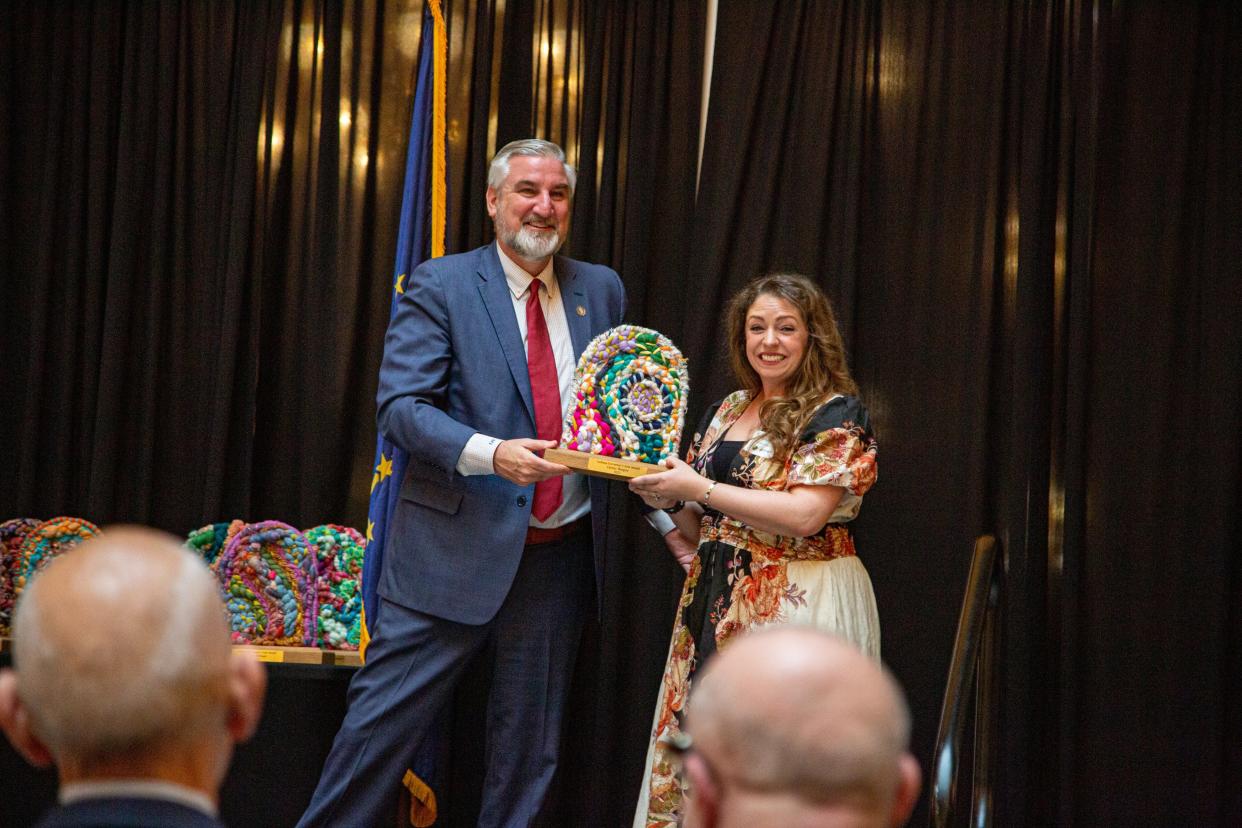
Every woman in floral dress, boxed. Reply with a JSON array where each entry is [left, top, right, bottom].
[[629, 273, 880, 827]]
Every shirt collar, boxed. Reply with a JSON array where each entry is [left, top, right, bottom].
[[60, 779, 218, 817], [495, 242, 556, 301]]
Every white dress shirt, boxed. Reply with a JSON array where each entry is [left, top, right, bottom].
[[454, 243, 590, 528]]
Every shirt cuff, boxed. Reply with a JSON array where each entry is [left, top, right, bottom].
[[456, 433, 501, 476], [644, 509, 677, 536]]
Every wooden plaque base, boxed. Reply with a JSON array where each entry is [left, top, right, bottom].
[[234, 645, 323, 664], [544, 448, 664, 480], [232, 645, 362, 666]]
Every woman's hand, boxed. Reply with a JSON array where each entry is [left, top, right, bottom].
[[632, 487, 674, 511], [629, 457, 710, 505]]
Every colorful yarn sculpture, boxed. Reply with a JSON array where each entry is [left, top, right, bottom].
[[213, 521, 318, 646], [15, 517, 101, 600], [0, 518, 40, 635], [186, 520, 244, 567], [561, 325, 688, 463], [305, 525, 365, 650]]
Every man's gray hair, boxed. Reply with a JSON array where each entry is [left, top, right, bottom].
[[11, 529, 232, 766], [487, 138, 577, 194]]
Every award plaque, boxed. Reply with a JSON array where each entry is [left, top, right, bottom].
[[214, 520, 318, 647], [0, 518, 40, 635], [544, 325, 688, 481], [14, 517, 100, 599], [186, 520, 244, 567], [305, 524, 365, 651]]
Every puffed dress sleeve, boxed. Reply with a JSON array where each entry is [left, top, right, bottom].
[[785, 395, 878, 520]]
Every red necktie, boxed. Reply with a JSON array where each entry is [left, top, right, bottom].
[[526, 279, 563, 521]]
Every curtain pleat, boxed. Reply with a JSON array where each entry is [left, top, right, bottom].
[[699, 1, 1242, 825], [2, 2, 281, 531]]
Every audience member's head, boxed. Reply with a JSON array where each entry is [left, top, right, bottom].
[[681, 627, 921, 828], [0, 526, 265, 803]]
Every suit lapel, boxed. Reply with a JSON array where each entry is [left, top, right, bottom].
[[557, 256, 592, 360], [477, 246, 536, 428]]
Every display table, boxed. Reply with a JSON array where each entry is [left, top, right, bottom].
[[0, 646, 357, 827]]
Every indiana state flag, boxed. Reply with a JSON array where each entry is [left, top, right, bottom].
[[362, 1, 447, 824]]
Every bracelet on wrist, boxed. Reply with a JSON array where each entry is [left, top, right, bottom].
[[700, 480, 718, 505], [662, 500, 686, 514]]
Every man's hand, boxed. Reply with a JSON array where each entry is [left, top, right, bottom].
[[662, 528, 697, 573], [493, 438, 570, 486]]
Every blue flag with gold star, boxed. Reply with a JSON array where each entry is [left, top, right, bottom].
[[362, 1, 446, 824]]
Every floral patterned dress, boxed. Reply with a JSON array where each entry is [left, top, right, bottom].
[[634, 391, 881, 827]]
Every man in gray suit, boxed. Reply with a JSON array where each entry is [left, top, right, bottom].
[[299, 139, 626, 827]]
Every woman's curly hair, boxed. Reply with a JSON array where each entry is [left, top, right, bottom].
[[725, 273, 859, 460]]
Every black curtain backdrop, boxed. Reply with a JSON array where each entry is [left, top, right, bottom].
[[1048, 4, 1242, 824], [2, 0, 278, 527], [698, 1, 1242, 826], [2, 1, 1240, 827], [248, 0, 427, 529], [0, 0, 424, 530]]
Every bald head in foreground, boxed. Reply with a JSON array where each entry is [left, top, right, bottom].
[[0, 527, 266, 828], [680, 627, 921, 828]]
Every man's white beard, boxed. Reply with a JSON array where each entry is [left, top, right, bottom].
[[503, 222, 562, 260]]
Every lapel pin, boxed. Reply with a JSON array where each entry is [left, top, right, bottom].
[[576, 305, 587, 317]]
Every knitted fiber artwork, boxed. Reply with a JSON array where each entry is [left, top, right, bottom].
[[561, 325, 688, 463], [186, 520, 244, 567], [15, 517, 101, 601], [305, 524, 365, 650], [213, 521, 318, 646], [0, 518, 40, 635]]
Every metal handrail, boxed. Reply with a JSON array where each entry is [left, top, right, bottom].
[[930, 535, 1000, 828]]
